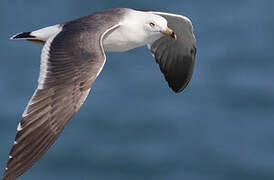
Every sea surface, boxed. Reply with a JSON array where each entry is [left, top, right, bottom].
[[0, 0, 273, 180]]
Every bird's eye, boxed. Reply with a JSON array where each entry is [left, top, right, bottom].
[[149, 22, 155, 27]]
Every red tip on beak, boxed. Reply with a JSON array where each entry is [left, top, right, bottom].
[[171, 32, 177, 40]]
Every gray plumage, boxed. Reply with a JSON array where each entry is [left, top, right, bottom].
[[3, 8, 125, 180], [3, 8, 196, 180]]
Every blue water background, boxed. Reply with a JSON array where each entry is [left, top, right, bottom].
[[0, 0, 274, 180]]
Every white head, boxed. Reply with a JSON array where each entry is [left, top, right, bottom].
[[103, 10, 176, 52], [140, 12, 177, 44], [122, 10, 177, 44], [144, 14, 168, 34]]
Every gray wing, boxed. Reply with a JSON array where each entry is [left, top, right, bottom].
[[2, 23, 118, 180], [149, 12, 196, 93]]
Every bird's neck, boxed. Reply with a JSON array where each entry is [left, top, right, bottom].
[[102, 24, 145, 52], [102, 10, 163, 52]]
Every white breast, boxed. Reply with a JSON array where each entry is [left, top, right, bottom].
[[102, 24, 147, 52]]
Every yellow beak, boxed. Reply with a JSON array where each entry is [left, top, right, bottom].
[[161, 27, 177, 40]]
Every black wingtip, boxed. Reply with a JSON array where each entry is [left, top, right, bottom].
[[10, 32, 35, 40]]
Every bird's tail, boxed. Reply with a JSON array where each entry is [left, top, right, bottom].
[[10, 24, 61, 45], [10, 32, 46, 44]]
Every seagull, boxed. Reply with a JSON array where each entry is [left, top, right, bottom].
[[2, 8, 196, 180]]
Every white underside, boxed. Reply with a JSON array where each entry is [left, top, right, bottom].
[[102, 25, 161, 52], [103, 26, 143, 52], [30, 24, 61, 41]]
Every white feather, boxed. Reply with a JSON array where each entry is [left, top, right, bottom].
[[17, 122, 22, 131], [30, 24, 62, 41]]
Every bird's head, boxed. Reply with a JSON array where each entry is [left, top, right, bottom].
[[144, 14, 177, 41], [119, 10, 177, 48]]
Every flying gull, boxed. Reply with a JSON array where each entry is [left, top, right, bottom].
[[2, 8, 196, 180]]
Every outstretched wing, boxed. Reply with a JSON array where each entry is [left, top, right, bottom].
[[149, 12, 196, 93], [2, 23, 119, 180]]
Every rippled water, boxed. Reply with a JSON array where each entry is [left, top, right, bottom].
[[0, 0, 273, 180]]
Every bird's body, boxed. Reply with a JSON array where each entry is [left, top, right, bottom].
[[16, 9, 169, 52], [3, 8, 196, 180]]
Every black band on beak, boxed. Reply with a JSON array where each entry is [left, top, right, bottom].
[[171, 32, 177, 40]]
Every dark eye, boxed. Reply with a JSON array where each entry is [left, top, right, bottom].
[[149, 22, 155, 27]]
